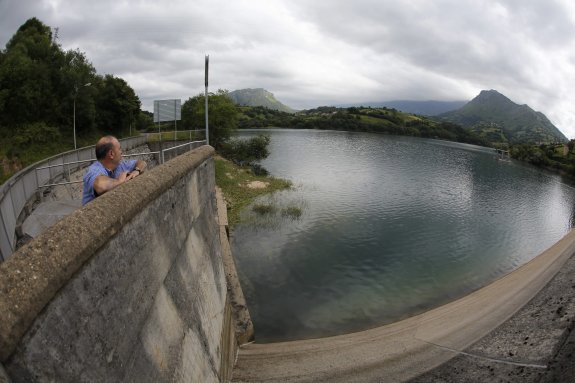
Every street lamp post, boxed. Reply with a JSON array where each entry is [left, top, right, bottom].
[[73, 82, 91, 150]]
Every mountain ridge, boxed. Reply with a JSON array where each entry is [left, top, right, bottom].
[[228, 88, 296, 113], [230, 87, 566, 144], [438, 90, 567, 144]]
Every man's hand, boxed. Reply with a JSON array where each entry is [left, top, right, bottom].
[[118, 171, 130, 182], [124, 171, 139, 182]]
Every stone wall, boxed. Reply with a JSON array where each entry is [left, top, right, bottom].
[[0, 145, 251, 382]]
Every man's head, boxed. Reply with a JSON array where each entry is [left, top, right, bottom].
[[95, 135, 122, 169]]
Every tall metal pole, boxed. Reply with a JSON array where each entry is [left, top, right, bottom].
[[73, 82, 91, 150], [73, 96, 77, 150], [205, 55, 209, 146], [174, 101, 177, 141]]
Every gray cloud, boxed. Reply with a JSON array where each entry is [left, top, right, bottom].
[[1, 0, 575, 137]]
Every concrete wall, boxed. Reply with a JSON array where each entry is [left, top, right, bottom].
[[0, 145, 252, 382]]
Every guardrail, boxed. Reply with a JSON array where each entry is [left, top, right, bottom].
[[32, 140, 208, 189], [160, 140, 206, 163], [0, 136, 147, 262], [35, 152, 160, 189]]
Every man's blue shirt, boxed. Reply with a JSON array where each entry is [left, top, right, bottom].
[[82, 160, 137, 205]]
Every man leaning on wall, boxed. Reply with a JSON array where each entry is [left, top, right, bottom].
[[82, 135, 147, 205]]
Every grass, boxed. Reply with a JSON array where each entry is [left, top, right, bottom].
[[281, 206, 302, 218], [214, 156, 292, 227], [253, 204, 277, 215], [0, 135, 90, 184]]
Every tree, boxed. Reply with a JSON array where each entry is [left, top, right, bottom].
[[94, 75, 141, 136], [0, 18, 56, 127], [60, 49, 97, 134], [568, 140, 575, 156], [0, 17, 142, 146], [181, 90, 239, 149], [0, 17, 146, 183], [136, 111, 154, 132], [0, 18, 99, 139]]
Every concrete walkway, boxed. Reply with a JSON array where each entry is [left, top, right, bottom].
[[21, 200, 82, 238], [232, 229, 575, 382]]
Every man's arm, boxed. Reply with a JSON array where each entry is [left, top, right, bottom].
[[93, 172, 129, 196], [134, 159, 147, 174]]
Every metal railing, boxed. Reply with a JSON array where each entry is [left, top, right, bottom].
[[0, 133, 208, 262], [160, 140, 206, 163], [0, 136, 146, 262], [34, 152, 161, 189], [32, 139, 207, 189]]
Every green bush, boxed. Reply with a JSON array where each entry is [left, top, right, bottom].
[[220, 134, 270, 164], [13, 122, 61, 146]]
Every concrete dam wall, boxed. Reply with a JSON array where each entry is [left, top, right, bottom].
[[0, 145, 253, 382]]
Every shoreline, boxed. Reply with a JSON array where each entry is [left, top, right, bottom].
[[214, 155, 292, 228]]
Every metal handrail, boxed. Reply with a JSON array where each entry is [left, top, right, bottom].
[[0, 136, 208, 261], [35, 152, 161, 171], [0, 136, 147, 262], [33, 139, 208, 187], [160, 140, 207, 163], [35, 152, 161, 188], [32, 139, 206, 189]]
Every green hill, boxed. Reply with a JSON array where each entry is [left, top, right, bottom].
[[438, 90, 567, 144], [228, 88, 296, 113]]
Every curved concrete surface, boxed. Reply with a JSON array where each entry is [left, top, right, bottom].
[[232, 229, 575, 383]]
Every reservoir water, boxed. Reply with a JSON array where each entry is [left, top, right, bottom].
[[230, 129, 575, 342]]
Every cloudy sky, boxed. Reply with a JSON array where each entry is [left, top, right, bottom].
[[1, 0, 575, 137]]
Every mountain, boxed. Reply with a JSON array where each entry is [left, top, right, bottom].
[[338, 100, 467, 116], [228, 88, 296, 113], [438, 90, 568, 144]]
